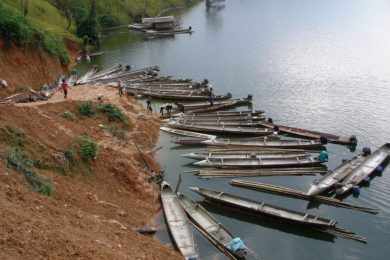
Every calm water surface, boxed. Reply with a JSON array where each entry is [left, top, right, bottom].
[[90, 1, 390, 259]]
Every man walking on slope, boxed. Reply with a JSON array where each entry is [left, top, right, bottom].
[[61, 79, 68, 99]]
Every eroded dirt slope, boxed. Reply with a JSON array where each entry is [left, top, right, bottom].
[[0, 86, 181, 260]]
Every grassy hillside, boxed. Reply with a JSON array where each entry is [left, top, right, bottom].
[[0, 0, 197, 64], [3, 0, 76, 40]]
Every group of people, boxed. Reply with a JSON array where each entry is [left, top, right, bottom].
[[160, 104, 173, 117]]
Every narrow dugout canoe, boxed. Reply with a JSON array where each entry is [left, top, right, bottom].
[[260, 122, 357, 145], [141, 91, 232, 101], [307, 156, 366, 196], [184, 100, 253, 113], [181, 151, 310, 160], [337, 143, 390, 195], [177, 99, 243, 109], [178, 194, 248, 259], [161, 182, 198, 260], [190, 187, 337, 228], [160, 126, 216, 139], [193, 156, 321, 168], [178, 110, 264, 117], [175, 118, 265, 125], [169, 123, 272, 136], [203, 138, 324, 149], [177, 121, 265, 127]]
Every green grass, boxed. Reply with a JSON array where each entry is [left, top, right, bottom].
[[3, 0, 77, 40]]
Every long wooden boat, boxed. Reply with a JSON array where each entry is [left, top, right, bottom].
[[178, 99, 243, 110], [307, 156, 366, 196], [174, 135, 280, 146], [169, 123, 272, 136], [190, 187, 337, 228], [260, 122, 357, 145], [161, 182, 198, 260], [174, 116, 264, 124], [193, 156, 321, 168], [181, 151, 310, 160], [76, 67, 98, 85], [184, 100, 252, 113], [174, 138, 210, 146], [160, 126, 216, 139], [178, 110, 264, 117], [140, 91, 232, 101], [176, 121, 265, 128], [337, 143, 390, 195], [230, 179, 379, 215], [203, 138, 324, 149], [178, 194, 248, 259]]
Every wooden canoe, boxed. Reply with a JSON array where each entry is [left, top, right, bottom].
[[176, 115, 265, 122], [184, 100, 252, 113], [178, 193, 247, 259], [179, 110, 264, 117], [307, 156, 366, 196], [181, 152, 310, 160], [337, 143, 390, 195], [160, 126, 216, 139], [193, 156, 321, 168], [203, 138, 324, 149], [140, 91, 232, 101], [169, 123, 272, 136], [190, 187, 337, 228], [161, 182, 198, 260], [178, 99, 236, 108], [177, 121, 265, 127], [260, 122, 356, 145]]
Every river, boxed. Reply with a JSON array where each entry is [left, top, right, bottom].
[[87, 0, 390, 259]]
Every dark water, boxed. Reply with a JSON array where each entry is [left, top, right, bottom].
[[89, 1, 390, 259]]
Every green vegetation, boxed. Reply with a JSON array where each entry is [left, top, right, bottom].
[[0, 1, 70, 64], [62, 110, 76, 120], [78, 135, 98, 161], [6, 147, 54, 196], [78, 101, 95, 117], [97, 103, 127, 123], [0, 0, 197, 62]]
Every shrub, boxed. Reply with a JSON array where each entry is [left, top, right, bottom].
[[6, 148, 53, 196], [41, 32, 70, 65], [0, 3, 33, 46], [98, 14, 120, 28], [97, 103, 127, 123], [78, 101, 95, 117], [62, 111, 76, 120], [78, 136, 98, 161], [0, 126, 25, 147]]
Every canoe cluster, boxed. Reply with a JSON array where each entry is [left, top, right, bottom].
[[75, 64, 390, 259]]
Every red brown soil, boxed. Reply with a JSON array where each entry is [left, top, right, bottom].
[[0, 86, 181, 260], [0, 40, 78, 98]]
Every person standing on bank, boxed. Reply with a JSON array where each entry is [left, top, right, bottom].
[[160, 106, 165, 117], [61, 79, 68, 99], [147, 99, 152, 113], [208, 87, 214, 106], [118, 81, 124, 97]]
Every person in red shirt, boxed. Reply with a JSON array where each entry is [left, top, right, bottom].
[[61, 79, 68, 99]]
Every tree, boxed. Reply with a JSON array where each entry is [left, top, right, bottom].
[[76, 0, 99, 47], [20, 0, 29, 17]]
